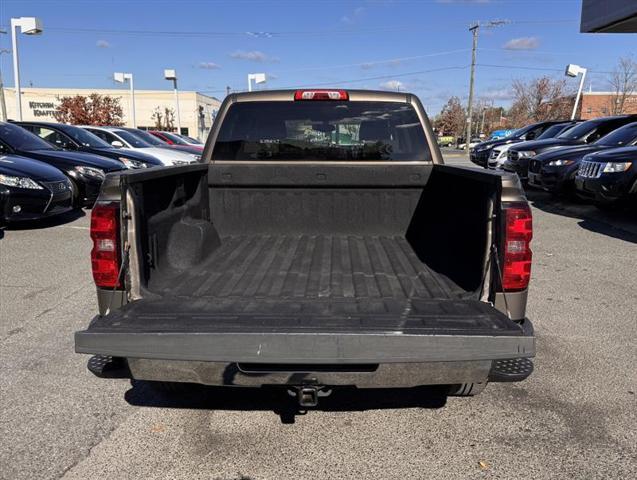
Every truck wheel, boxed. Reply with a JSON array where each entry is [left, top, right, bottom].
[[447, 382, 487, 396]]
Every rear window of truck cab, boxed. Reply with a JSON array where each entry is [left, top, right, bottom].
[[212, 101, 431, 162]]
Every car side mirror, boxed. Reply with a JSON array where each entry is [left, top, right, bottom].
[[111, 140, 124, 148]]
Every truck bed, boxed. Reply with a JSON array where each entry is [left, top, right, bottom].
[[165, 234, 468, 308]]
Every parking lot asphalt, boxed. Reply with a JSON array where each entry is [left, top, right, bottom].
[[1, 157, 636, 480]]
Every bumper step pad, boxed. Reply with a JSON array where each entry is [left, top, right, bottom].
[[87, 355, 129, 378], [489, 357, 534, 382]]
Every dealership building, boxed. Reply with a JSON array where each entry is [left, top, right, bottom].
[[2, 87, 222, 140]]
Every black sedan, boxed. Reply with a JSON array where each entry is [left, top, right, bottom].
[[528, 122, 637, 194], [0, 122, 125, 208], [1, 154, 73, 224], [503, 115, 637, 181], [16, 121, 162, 169], [470, 120, 569, 168], [576, 146, 637, 208]]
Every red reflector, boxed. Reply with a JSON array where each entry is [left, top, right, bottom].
[[294, 89, 349, 101], [90, 202, 121, 288], [502, 202, 532, 292]]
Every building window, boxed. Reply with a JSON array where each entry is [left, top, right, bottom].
[[587, 107, 592, 114]]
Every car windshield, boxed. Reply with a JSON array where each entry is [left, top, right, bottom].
[[181, 135, 202, 144], [557, 121, 597, 140], [124, 129, 165, 146], [160, 132, 189, 145], [537, 124, 569, 139], [213, 101, 431, 162], [595, 122, 637, 147], [62, 126, 112, 149], [112, 130, 153, 148], [0, 123, 56, 151]]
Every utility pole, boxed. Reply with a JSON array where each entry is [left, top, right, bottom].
[[466, 23, 479, 158], [466, 20, 508, 157], [226, 86, 231, 96]]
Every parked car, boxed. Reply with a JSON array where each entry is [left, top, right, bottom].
[[576, 146, 637, 208], [149, 130, 204, 153], [81, 126, 199, 166], [76, 89, 535, 404], [1, 154, 73, 224], [503, 115, 637, 181], [471, 120, 569, 168], [436, 135, 455, 147], [177, 134, 203, 145], [528, 122, 637, 194], [489, 129, 515, 140], [0, 122, 125, 208], [121, 128, 203, 157], [487, 121, 581, 170], [16, 122, 162, 169], [458, 137, 482, 150]]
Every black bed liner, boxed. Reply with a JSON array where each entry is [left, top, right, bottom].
[[164, 234, 469, 302]]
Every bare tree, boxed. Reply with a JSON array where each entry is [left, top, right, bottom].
[[608, 56, 637, 115], [509, 77, 574, 125], [151, 107, 176, 131]]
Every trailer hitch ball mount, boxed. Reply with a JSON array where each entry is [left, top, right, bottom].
[[287, 386, 332, 407]]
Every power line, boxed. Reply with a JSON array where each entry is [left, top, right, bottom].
[[196, 66, 471, 93], [477, 63, 613, 75], [274, 49, 471, 73], [9, 18, 578, 38]]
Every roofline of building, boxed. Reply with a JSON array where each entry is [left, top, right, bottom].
[[582, 91, 637, 96], [2, 86, 220, 102]]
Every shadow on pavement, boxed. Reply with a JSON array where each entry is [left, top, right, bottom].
[[3, 209, 86, 231], [525, 189, 637, 244], [125, 381, 448, 424]]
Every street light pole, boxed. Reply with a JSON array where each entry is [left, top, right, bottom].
[[247, 73, 267, 92], [9, 17, 43, 121], [129, 74, 136, 128], [164, 69, 181, 133], [565, 64, 587, 120], [10, 21, 21, 121], [0, 33, 9, 121], [114, 72, 135, 127]]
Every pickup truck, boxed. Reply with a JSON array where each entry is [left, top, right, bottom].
[[75, 89, 535, 406]]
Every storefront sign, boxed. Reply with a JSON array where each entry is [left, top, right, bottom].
[[28, 101, 58, 118]]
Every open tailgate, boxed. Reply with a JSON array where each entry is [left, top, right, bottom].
[[75, 298, 534, 364]]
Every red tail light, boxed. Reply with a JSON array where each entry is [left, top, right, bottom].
[[90, 203, 121, 288], [502, 202, 532, 292], [294, 89, 349, 101]]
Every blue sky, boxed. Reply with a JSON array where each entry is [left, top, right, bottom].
[[1, 0, 635, 114]]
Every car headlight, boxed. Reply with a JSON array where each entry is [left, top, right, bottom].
[[74, 166, 106, 180], [0, 174, 43, 189], [518, 151, 536, 158], [602, 161, 632, 173], [118, 157, 148, 169], [547, 159, 574, 167]]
